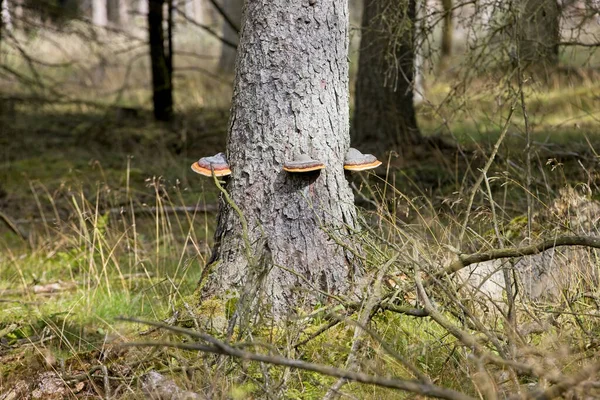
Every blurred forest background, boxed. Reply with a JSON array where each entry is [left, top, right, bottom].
[[1, 0, 600, 398]]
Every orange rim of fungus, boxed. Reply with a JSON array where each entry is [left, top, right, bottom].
[[283, 164, 326, 173], [343, 160, 382, 171], [191, 162, 232, 177]]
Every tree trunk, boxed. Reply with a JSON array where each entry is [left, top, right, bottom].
[[138, 0, 148, 16], [0, 0, 4, 46], [92, 0, 107, 26], [203, 0, 360, 319], [352, 0, 422, 156], [184, 0, 196, 21], [413, 0, 426, 105], [439, 0, 453, 71], [148, 0, 173, 121], [107, 0, 128, 25], [107, 0, 118, 24], [216, 0, 242, 74], [517, 0, 560, 66], [1, 0, 11, 33], [119, 0, 130, 26]]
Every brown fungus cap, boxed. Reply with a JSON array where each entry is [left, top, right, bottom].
[[344, 148, 382, 171], [191, 152, 232, 177], [283, 154, 326, 173]]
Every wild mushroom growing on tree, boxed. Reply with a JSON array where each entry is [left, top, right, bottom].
[[283, 155, 326, 173], [191, 153, 232, 177], [343, 148, 382, 172]]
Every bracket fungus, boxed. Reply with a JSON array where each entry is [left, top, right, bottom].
[[283, 155, 326, 173], [191, 153, 232, 177], [343, 148, 382, 171]]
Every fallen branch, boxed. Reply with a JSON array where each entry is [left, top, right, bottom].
[[0, 210, 28, 241], [530, 361, 600, 400], [118, 317, 475, 400], [0, 281, 78, 296], [559, 41, 600, 48], [440, 235, 600, 277], [105, 205, 218, 217]]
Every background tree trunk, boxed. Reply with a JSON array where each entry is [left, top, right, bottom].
[[0, 0, 4, 49], [413, 0, 426, 105], [148, 0, 173, 121], [92, 0, 107, 26], [216, 0, 242, 74], [204, 0, 359, 319], [1, 0, 12, 33], [517, 0, 560, 66], [0, 0, 4, 45], [138, 0, 148, 16], [352, 0, 422, 156], [439, 0, 453, 71], [107, 0, 120, 25], [184, 0, 197, 21]]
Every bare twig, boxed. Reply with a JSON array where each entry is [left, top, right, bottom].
[[106, 205, 218, 217], [458, 101, 516, 244], [206, 0, 240, 35], [440, 235, 600, 276], [0, 210, 28, 240], [119, 318, 475, 400], [323, 256, 396, 399], [174, 6, 237, 49], [529, 361, 600, 400]]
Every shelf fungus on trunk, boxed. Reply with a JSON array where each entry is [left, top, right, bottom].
[[283, 155, 326, 173], [191, 153, 232, 177], [343, 148, 382, 171]]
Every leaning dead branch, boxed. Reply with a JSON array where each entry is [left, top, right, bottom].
[[440, 235, 600, 276], [0, 210, 28, 240]]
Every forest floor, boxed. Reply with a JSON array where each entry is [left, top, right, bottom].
[[1, 72, 600, 398]]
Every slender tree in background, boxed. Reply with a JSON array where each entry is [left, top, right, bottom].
[[138, 0, 148, 15], [107, 0, 119, 25], [1, 0, 11, 34], [516, 0, 560, 66], [202, 0, 359, 318], [216, 0, 242, 74], [439, 0, 453, 71], [92, 0, 107, 26], [106, 0, 129, 26], [0, 0, 4, 47], [148, 0, 173, 121], [413, 0, 425, 105], [353, 0, 422, 156]]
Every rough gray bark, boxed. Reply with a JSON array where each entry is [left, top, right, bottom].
[[203, 0, 360, 318], [352, 0, 423, 157], [517, 0, 560, 66], [216, 0, 242, 74]]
